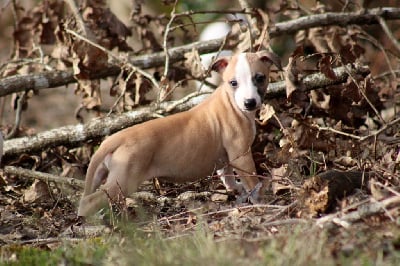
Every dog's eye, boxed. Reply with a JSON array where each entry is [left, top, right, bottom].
[[229, 79, 238, 88], [254, 73, 266, 84]]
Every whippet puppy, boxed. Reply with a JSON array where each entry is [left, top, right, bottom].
[[78, 51, 281, 217]]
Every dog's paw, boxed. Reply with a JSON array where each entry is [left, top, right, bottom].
[[235, 182, 264, 204]]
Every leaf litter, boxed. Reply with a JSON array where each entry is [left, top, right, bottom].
[[0, 0, 399, 263]]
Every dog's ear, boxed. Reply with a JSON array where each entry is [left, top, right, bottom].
[[257, 51, 282, 71], [211, 57, 229, 74]]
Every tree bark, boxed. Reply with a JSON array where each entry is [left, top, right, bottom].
[[2, 166, 84, 188]]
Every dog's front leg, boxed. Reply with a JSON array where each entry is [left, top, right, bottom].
[[217, 165, 244, 194], [229, 153, 263, 203]]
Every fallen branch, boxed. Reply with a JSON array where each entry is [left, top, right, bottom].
[[269, 7, 400, 36], [0, 39, 223, 97], [316, 195, 400, 228], [2, 64, 369, 159], [0, 7, 398, 96], [3, 92, 211, 158], [266, 63, 369, 98], [1, 237, 83, 246], [2, 166, 84, 188]]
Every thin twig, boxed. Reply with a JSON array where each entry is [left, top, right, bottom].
[[164, 90, 212, 113], [263, 201, 298, 222], [64, 28, 160, 91], [316, 117, 400, 142], [373, 181, 400, 197], [107, 69, 137, 115], [237, 0, 259, 36], [158, 203, 291, 224], [342, 63, 385, 123], [64, 0, 88, 36], [5, 237, 82, 246], [373, 69, 400, 79], [5, 92, 26, 139], [162, 2, 177, 79], [316, 125, 363, 140], [197, 34, 230, 92], [357, 32, 397, 80], [158, 0, 179, 103], [377, 16, 400, 54], [170, 9, 252, 16]]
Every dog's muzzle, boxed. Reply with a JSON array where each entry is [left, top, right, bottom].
[[244, 98, 258, 111]]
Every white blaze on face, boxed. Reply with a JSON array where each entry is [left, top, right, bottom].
[[234, 53, 261, 112]]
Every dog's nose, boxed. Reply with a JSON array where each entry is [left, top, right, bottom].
[[244, 98, 257, 110]]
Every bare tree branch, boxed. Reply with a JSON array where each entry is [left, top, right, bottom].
[[269, 7, 400, 36], [2, 64, 369, 159], [266, 63, 370, 98], [2, 166, 84, 188], [0, 7, 399, 96], [316, 195, 400, 228], [0, 38, 223, 97]]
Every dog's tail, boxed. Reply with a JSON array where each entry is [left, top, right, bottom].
[[82, 136, 122, 197]]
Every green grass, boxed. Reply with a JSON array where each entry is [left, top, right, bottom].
[[1, 223, 399, 266]]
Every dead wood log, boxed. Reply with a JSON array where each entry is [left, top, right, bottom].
[[2, 64, 369, 159], [2, 91, 210, 159], [2, 166, 84, 188], [0, 39, 224, 97], [266, 63, 369, 98], [316, 195, 400, 228], [299, 170, 371, 216], [0, 7, 397, 96]]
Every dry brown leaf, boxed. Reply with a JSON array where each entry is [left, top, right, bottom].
[[71, 41, 107, 109], [310, 90, 330, 110], [13, 0, 63, 57], [75, 79, 102, 109], [228, 208, 242, 218], [259, 104, 275, 125], [254, 9, 270, 50], [285, 56, 298, 99], [131, 0, 162, 51], [369, 179, 391, 200], [308, 27, 330, 53], [81, 2, 132, 51], [186, 212, 197, 225], [158, 76, 173, 102], [339, 43, 365, 64], [211, 193, 228, 202], [184, 49, 205, 79], [333, 156, 357, 167], [234, 22, 252, 53], [270, 165, 291, 195], [319, 55, 337, 80], [292, 121, 332, 152], [284, 46, 305, 99], [23, 180, 52, 204]]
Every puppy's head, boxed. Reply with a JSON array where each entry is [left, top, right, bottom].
[[212, 51, 281, 112]]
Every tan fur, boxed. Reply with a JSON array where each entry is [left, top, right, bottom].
[[78, 51, 279, 216]]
